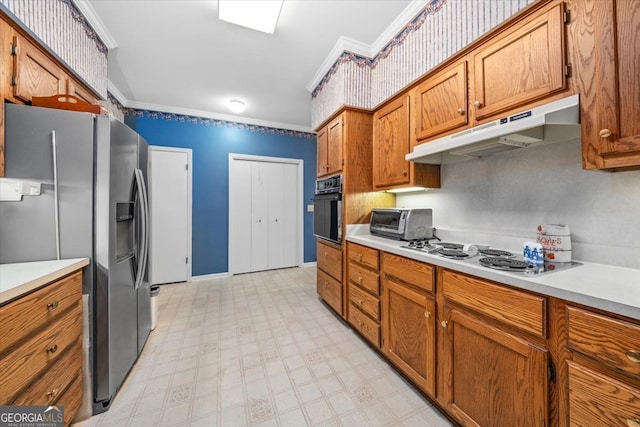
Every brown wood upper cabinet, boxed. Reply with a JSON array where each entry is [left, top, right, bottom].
[[11, 33, 66, 103], [316, 114, 343, 177], [373, 94, 440, 191], [472, 2, 567, 122], [581, 0, 640, 170], [413, 60, 468, 142]]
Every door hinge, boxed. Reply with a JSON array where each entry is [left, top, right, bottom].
[[547, 362, 556, 383], [185, 164, 189, 171], [186, 257, 189, 264], [10, 43, 18, 55], [10, 76, 16, 86], [564, 63, 572, 77], [563, 10, 570, 24]]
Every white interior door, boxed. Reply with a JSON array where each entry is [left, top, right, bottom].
[[149, 147, 192, 284], [229, 154, 302, 275]]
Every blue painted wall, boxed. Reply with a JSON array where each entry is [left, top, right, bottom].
[[126, 113, 317, 276]]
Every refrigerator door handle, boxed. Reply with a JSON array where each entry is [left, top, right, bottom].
[[133, 168, 149, 289]]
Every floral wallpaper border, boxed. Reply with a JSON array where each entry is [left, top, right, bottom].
[[311, 0, 445, 98], [64, 0, 107, 54], [125, 109, 316, 140]]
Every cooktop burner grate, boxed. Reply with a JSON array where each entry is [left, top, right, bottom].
[[437, 249, 469, 259], [478, 257, 530, 271], [437, 242, 464, 250], [478, 249, 514, 257]]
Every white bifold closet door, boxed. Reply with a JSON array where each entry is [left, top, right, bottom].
[[231, 159, 298, 274]]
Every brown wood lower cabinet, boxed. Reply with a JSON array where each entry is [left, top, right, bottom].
[[438, 305, 549, 426], [381, 252, 436, 397], [0, 270, 84, 426]]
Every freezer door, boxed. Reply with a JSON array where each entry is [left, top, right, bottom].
[[94, 119, 145, 406]]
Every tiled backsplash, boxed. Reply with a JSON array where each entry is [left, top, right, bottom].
[[311, 0, 536, 128]]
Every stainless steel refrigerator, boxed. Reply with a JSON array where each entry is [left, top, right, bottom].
[[0, 103, 151, 414]]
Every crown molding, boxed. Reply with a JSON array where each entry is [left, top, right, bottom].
[[125, 100, 314, 134], [306, 0, 429, 93], [107, 80, 127, 106], [73, 0, 118, 49]]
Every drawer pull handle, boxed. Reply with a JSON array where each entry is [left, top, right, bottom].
[[47, 301, 59, 309], [599, 128, 612, 138], [47, 388, 60, 398], [46, 344, 58, 354], [441, 321, 448, 328], [626, 350, 640, 364], [424, 311, 431, 319], [627, 418, 640, 427]]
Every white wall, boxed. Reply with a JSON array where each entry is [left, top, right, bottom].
[[396, 139, 640, 269]]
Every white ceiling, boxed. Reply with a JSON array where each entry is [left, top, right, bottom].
[[80, 0, 424, 132]]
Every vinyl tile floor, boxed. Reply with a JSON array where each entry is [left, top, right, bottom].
[[73, 266, 453, 427]]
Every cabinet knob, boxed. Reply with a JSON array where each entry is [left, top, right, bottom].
[[357, 299, 363, 306], [424, 311, 431, 319], [627, 418, 640, 427], [358, 276, 363, 284], [324, 252, 328, 257], [402, 170, 407, 176], [46, 388, 60, 398], [441, 320, 448, 328], [46, 344, 58, 354], [599, 128, 612, 138], [47, 301, 59, 310], [626, 350, 640, 364], [457, 108, 464, 115], [358, 320, 364, 327], [358, 253, 363, 261], [474, 100, 482, 108]]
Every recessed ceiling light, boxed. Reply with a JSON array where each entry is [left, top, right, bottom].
[[229, 99, 246, 114], [218, 0, 283, 34]]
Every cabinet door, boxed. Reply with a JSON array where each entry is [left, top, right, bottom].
[[414, 61, 468, 141], [373, 95, 410, 188], [583, 0, 640, 169], [316, 126, 328, 177], [382, 277, 436, 396], [472, 3, 566, 121], [12, 34, 66, 102], [439, 306, 549, 426], [67, 79, 97, 104], [326, 115, 344, 176]]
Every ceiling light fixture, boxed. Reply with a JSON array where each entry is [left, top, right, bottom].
[[229, 99, 246, 114], [218, 0, 283, 34]]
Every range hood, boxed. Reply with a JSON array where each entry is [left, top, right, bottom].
[[407, 94, 581, 165]]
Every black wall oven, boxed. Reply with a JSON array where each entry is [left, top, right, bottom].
[[313, 175, 342, 244]]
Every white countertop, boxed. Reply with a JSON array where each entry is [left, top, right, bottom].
[[0, 258, 90, 304], [346, 225, 640, 321]]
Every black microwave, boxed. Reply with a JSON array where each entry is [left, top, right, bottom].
[[313, 175, 342, 244]]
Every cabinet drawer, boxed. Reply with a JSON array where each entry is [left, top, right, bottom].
[[317, 269, 342, 315], [0, 303, 82, 403], [348, 242, 379, 271], [441, 269, 546, 338], [381, 252, 434, 292], [317, 240, 342, 281], [568, 361, 640, 426], [349, 283, 380, 320], [58, 373, 83, 427], [348, 262, 380, 296], [567, 306, 640, 378], [349, 304, 381, 348], [12, 341, 82, 406], [0, 271, 82, 352]]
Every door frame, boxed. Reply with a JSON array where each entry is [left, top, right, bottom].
[[148, 146, 193, 283], [228, 153, 304, 275]]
